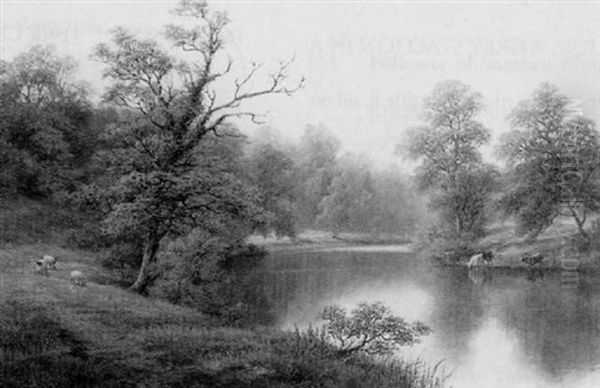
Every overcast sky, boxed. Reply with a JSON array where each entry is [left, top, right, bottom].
[[2, 0, 600, 168]]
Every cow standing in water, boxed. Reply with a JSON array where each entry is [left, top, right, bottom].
[[467, 250, 494, 268]]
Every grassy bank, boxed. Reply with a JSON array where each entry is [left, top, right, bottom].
[[429, 218, 600, 270], [0, 244, 446, 387], [0, 198, 446, 387]]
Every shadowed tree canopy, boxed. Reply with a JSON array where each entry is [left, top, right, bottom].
[[499, 83, 600, 241], [91, 0, 303, 293], [246, 143, 298, 238], [0, 46, 94, 197]]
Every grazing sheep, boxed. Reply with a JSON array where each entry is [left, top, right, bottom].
[[33, 260, 49, 277], [467, 250, 494, 268], [70, 270, 87, 287], [41, 254, 58, 270]]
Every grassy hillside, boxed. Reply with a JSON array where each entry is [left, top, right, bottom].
[[0, 198, 446, 387], [0, 243, 448, 387]]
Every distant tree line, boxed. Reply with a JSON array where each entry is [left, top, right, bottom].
[[245, 124, 422, 238]]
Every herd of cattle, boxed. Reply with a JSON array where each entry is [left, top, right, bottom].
[[33, 254, 87, 286], [466, 250, 546, 268]]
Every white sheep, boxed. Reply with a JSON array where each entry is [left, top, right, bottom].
[[70, 270, 87, 287], [41, 254, 58, 270], [33, 260, 50, 277]]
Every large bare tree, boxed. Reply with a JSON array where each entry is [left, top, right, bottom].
[[94, 0, 303, 293]]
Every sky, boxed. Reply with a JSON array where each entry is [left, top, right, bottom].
[[2, 0, 600, 169]]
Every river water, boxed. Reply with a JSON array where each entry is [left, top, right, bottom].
[[240, 245, 600, 388]]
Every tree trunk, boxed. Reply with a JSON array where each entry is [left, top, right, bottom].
[[575, 219, 590, 244], [569, 207, 590, 244], [130, 230, 160, 294], [455, 207, 462, 235]]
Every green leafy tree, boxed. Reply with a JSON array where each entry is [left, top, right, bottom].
[[0, 62, 20, 195], [92, 0, 302, 293], [293, 124, 340, 228], [316, 155, 376, 233], [246, 143, 298, 237], [430, 165, 498, 239], [321, 302, 431, 356], [0, 46, 94, 197], [499, 83, 600, 241], [405, 80, 496, 240]]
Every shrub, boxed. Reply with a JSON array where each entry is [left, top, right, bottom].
[[149, 231, 268, 325], [267, 325, 446, 388], [321, 302, 432, 356]]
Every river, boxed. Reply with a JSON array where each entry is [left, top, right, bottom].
[[239, 245, 600, 388]]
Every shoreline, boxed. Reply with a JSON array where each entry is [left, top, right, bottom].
[[252, 230, 600, 272], [248, 230, 413, 253], [427, 247, 600, 271]]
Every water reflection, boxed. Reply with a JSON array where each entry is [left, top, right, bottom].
[[240, 247, 600, 388], [523, 267, 545, 282], [455, 317, 540, 387], [467, 267, 492, 285]]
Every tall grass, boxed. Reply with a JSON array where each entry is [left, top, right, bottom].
[[0, 301, 136, 387], [0, 302, 448, 387], [267, 326, 449, 388]]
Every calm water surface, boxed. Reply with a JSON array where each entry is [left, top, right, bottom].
[[240, 246, 600, 388]]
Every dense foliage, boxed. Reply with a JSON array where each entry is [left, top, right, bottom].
[[499, 83, 600, 242], [0, 46, 95, 197], [405, 80, 498, 241]]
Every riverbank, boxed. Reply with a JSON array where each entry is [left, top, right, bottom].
[[248, 225, 600, 271], [428, 218, 600, 270], [248, 230, 413, 252], [0, 241, 446, 387], [248, 224, 600, 271]]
